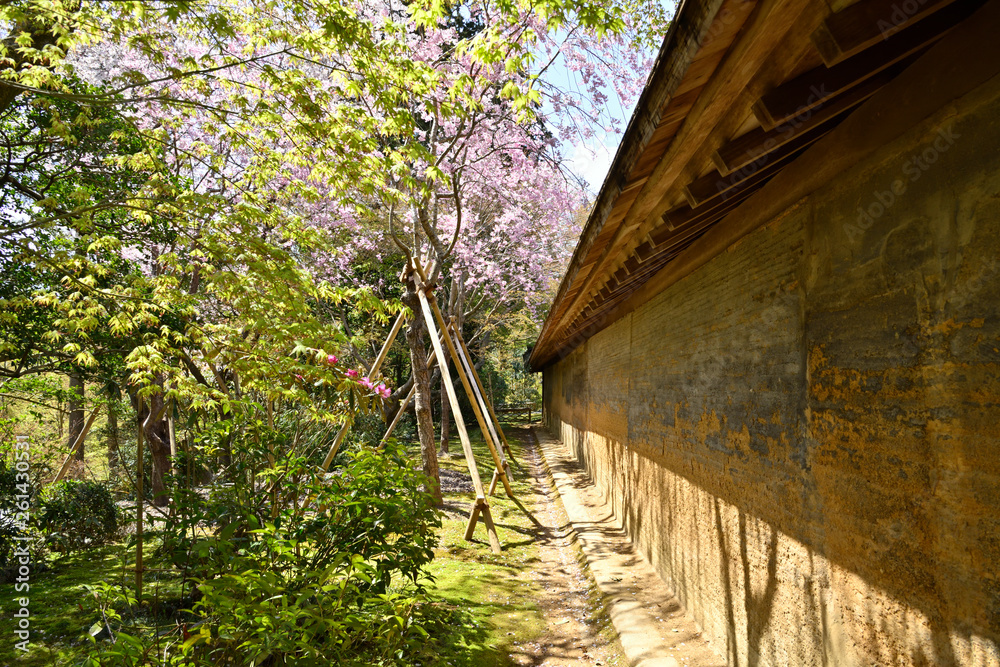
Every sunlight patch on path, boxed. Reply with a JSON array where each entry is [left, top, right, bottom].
[[531, 426, 726, 667]]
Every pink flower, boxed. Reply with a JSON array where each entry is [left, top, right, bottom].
[[377, 384, 391, 399], [359, 376, 374, 390], [295, 374, 303, 382], [346, 369, 358, 379], [327, 354, 338, 365]]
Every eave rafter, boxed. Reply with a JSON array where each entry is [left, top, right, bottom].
[[530, 0, 986, 370]]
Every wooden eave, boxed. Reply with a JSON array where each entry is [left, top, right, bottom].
[[529, 0, 983, 371]]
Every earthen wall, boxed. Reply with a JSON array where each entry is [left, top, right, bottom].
[[543, 71, 1000, 667]]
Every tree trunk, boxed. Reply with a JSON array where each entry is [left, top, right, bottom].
[[402, 280, 443, 506], [130, 384, 172, 507], [106, 386, 120, 469], [143, 392, 172, 507], [439, 379, 450, 456], [68, 371, 85, 461]]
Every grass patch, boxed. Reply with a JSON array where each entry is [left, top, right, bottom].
[[2, 422, 557, 667], [0, 536, 189, 666], [421, 423, 550, 667]]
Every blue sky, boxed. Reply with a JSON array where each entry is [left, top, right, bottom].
[[541, 2, 677, 196]]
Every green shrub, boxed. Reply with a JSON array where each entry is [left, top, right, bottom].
[[0, 456, 21, 508], [0, 512, 47, 584], [38, 480, 122, 552], [0, 459, 47, 583], [82, 439, 443, 666]]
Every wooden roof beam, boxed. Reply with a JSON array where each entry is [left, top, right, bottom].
[[658, 188, 759, 239], [752, 0, 978, 130], [812, 0, 958, 66], [683, 135, 817, 208], [635, 240, 656, 261], [712, 65, 898, 175]]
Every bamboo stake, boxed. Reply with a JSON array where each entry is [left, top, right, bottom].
[[321, 311, 406, 470], [136, 396, 144, 603], [52, 406, 102, 483]]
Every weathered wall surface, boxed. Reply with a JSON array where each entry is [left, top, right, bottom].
[[543, 73, 1000, 667]]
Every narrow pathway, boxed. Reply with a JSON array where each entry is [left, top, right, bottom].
[[516, 425, 726, 667], [507, 425, 627, 666]]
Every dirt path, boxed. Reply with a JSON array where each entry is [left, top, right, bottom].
[[506, 426, 627, 666]]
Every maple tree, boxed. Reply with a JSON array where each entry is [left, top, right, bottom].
[[0, 0, 669, 661], [0, 0, 665, 501]]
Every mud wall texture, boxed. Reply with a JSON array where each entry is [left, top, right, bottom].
[[542, 75, 1000, 666]]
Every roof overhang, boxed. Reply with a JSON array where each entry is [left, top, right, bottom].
[[530, 0, 987, 371]]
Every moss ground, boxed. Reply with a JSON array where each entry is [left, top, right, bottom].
[[420, 422, 549, 666], [0, 537, 184, 666]]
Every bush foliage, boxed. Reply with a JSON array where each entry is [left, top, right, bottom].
[[0, 458, 46, 582], [81, 439, 442, 666], [38, 480, 122, 552]]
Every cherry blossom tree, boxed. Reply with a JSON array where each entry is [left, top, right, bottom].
[[0, 0, 666, 503], [301, 3, 666, 492]]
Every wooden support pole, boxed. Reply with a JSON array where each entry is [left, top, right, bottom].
[[450, 322, 516, 464], [426, 300, 513, 498], [52, 406, 102, 483], [135, 397, 144, 603], [369, 312, 406, 381], [320, 423, 350, 472], [413, 264, 513, 498], [464, 500, 482, 541], [407, 260, 503, 551], [378, 343, 441, 449], [321, 311, 406, 470], [267, 400, 279, 519], [379, 383, 416, 447], [448, 327, 508, 463], [463, 496, 501, 553], [479, 498, 502, 553], [167, 401, 177, 459], [413, 280, 487, 501], [448, 324, 512, 489]]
